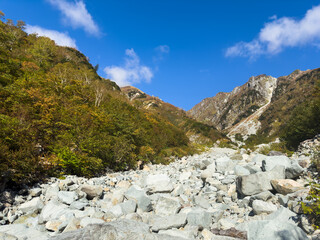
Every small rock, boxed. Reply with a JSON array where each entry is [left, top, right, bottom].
[[187, 208, 212, 229], [144, 174, 174, 193], [252, 200, 277, 215], [285, 161, 304, 179], [80, 185, 103, 200], [58, 191, 78, 205], [124, 185, 152, 212], [79, 217, 105, 228], [155, 196, 181, 216], [150, 214, 187, 231]]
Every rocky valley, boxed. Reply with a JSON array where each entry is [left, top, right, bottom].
[[0, 140, 319, 239]]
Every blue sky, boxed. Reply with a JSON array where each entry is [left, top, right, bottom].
[[1, 0, 320, 110]]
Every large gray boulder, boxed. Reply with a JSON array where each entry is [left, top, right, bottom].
[[261, 156, 291, 172], [236, 166, 285, 196], [49, 219, 185, 240], [150, 214, 187, 232], [0, 232, 17, 240], [124, 185, 152, 212], [247, 220, 308, 240], [0, 224, 49, 240]]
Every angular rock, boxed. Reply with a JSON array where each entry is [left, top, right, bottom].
[[234, 165, 250, 176], [158, 228, 196, 239], [0, 232, 18, 240], [144, 174, 174, 193], [80, 185, 103, 200], [120, 200, 137, 215], [70, 200, 88, 210], [179, 172, 192, 182], [247, 220, 308, 240], [50, 219, 177, 240], [38, 200, 72, 224], [285, 161, 304, 179], [106, 205, 123, 218], [0, 224, 49, 239], [29, 188, 42, 197], [79, 217, 105, 228], [111, 189, 125, 205], [218, 218, 236, 230], [18, 197, 44, 214], [45, 220, 63, 232], [154, 196, 181, 216], [58, 191, 78, 205], [193, 195, 210, 209], [201, 163, 216, 180], [271, 179, 304, 195], [252, 200, 277, 215], [236, 166, 285, 196], [250, 191, 273, 201], [124, 185, 152, 212], [187, 208, 212, 229], [261, 156, 291, 172], [215, 157, 235, 173], [150, 214, 187, 231], [265, 206, 297, 224]]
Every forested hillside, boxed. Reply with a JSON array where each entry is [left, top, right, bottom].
[[0, 13, 208, 188]]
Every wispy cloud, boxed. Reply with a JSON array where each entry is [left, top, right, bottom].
[[226, 4, 320, 59], [153, 45, 170, 62], [25, 25, 77, 48], [104, 49, 153, 87], [47, 0, 100, 36]]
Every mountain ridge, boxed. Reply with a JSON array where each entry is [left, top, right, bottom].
[[188, 68, 319, 140]]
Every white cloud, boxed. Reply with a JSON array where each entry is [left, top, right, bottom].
[[156, 45, 170, 54], [226, 4, 320, 58], [25, 25, 77, 48], [104, 49, 153, 87], [153, 45, 170, 62], [47, 0, 100, 36]]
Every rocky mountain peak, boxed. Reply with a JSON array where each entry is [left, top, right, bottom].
[[188, 68, 318, 139]]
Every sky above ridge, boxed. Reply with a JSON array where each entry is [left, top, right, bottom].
[[1, 0, 320, 110]]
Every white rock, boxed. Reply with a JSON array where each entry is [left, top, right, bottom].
[[252, 200, 277, 215], [144, 174, 174, 193]]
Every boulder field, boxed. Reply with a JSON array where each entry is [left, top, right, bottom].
[[0, 147, 318, 240]]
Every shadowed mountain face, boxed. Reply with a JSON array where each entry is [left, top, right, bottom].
[[188, 68, 319, 139]]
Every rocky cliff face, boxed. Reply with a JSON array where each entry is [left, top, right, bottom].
[[188, 68, 319, 138], [188, 74, 277, 132]]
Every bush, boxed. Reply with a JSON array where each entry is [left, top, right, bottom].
[[281, 81, 320, 150], [258, 142, 294, 156]]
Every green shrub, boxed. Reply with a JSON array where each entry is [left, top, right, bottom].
[[301, 148, 320, 229], [281, 81, 320, 150]]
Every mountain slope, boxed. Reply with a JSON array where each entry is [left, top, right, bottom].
[[121, 86, 226, 144], [188, 68, 319, 140], [0, 15, 206, 188]]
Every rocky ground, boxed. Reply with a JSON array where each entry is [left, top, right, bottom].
[[0, 147, 319, 240]]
